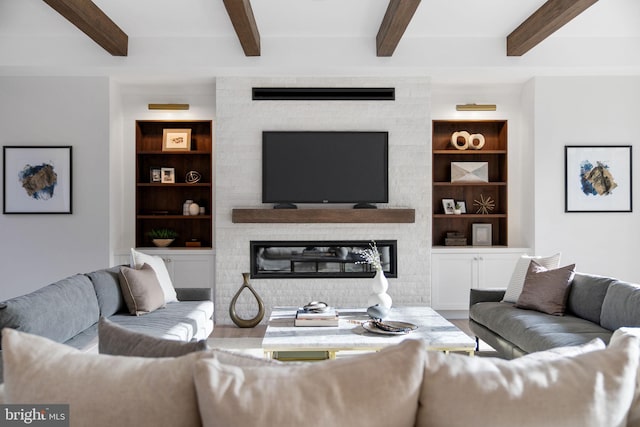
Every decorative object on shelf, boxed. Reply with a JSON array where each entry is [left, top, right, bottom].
[[472, 223, 492, 246], [147, 228, 178, 247], [473, 194, 495, 214], [355, 241, 392, 309], [160, 167, 175, 183], [3, 146, 72, 214], [150, 167, 162, 183], [451, 162, 489, 183], [188, 202, 200, 216], [162, 129, 192, 152], [442, 198, 455, 214], [564, 145, 632, 213], [445, 232, 467, 246], [183, 199, 193, 215], [450, 131, 470, 150], [469, 133, 485, 150], [455, 200, 467, 213], [453, 202, 462, 215], [229, 272, 265, 328], [185, 170, 201, 184]]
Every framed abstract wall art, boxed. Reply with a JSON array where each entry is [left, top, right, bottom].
[[565, 145, 632, 212], [3, 146, 72, 214]]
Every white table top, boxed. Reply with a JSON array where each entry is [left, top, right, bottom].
[[262, 306, 476, 353]]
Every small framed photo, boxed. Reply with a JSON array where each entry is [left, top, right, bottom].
[[442, 198, 455, 214], [472, 224, 492, 246], [150, 167, 162, 183], [161, 167, 175, 183], [3, 146, 72, 214], [455, 200, 467, 213], [162, 129, 191, 152]]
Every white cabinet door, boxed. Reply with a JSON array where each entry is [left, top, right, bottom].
[[476, 253, 523, 289], [432, 253, 476, 310]]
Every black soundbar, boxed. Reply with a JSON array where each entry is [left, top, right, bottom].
[[252, 87, 395, 101]]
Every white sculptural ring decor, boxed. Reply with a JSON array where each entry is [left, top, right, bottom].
[[356, 241, 392, 309]]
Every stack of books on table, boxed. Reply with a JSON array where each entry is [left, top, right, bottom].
[[294, 308, 339, 327]]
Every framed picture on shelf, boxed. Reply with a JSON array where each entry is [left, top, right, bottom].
[[455, 200, 467, 213], [3, 146, 72, 214], [162, 129, 192, 152], [565, 145, 632, 212], [150, 167, 162, 183], [442, 198, 455, 214], [472, 224, 492, 246], [161, 167, 175, 183]]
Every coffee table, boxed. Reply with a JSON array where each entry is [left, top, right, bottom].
[[262, 306, 476, 359]]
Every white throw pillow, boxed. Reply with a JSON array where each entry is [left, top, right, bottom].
[[2, 328, 206, 427], [502, 253, 561, 302], [130, 248, 178, 303], [416, 330, 639, 427], [193, 340, 426, 427], [616, 327, 640, 427]]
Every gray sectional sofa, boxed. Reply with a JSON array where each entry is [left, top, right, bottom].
[[469, 272, 640, 359], [0, 265, 214, 380]]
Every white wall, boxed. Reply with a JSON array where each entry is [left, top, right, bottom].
[[533, 76, 640, 282], [0, 76, 110, 300], [215, 77, 431, 324]]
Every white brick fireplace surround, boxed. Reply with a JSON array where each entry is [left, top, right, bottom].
[[215, 77, 431, 325]]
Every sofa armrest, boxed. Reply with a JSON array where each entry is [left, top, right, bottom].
[[176, 287, 212, 301], [469, 288, 506, 308]]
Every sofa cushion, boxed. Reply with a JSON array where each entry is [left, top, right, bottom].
[[502, 253, 561, 303], [0, 274, 100, 347], [416, 329, 639, 427], [86, 266, 125, 317], [118, 264, 166, 315], [193, 340, 425, 427], [2, 328, 204, 427], [98, 317, 208, 357], [566, 272, 615, 324], [470, 302, 612, 353], [131, 248, 178, 303], [600, 280, 640, 331], [108, 299, 214, 341], [515, 262, 575, 316]]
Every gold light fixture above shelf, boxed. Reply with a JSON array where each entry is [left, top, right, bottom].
[[456, 104, 497, 112], [148, 103, 190, 111]]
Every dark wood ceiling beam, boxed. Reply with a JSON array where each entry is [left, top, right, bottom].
[[376, 0, 421, 57], [507, 0, 598, 56], [223, 0, 260, 56], [43, 0, 128, 56]]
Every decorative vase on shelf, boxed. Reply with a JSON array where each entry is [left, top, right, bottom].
[[367, 269, 392, 309], [229, 273, 265, 328], [152, 238, 174, 247]]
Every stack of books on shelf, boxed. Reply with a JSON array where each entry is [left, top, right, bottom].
[[294, 308, 339, 327]]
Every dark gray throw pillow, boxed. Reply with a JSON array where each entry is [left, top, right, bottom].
[[98, 317, 208, 357], [515, 261, 576, 316]]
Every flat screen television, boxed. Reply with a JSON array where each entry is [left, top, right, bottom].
[[262, 131, 388, 206]]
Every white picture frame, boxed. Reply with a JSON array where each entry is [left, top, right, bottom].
[[161, 167, 175, 183], [442, 198, 455, 214], [472, 223, 492, 246]]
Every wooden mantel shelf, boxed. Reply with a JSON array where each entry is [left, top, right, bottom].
[[232, 208, 415, 224]]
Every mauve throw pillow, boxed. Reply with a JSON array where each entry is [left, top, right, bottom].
[[515, 261, 575, 316], [118, 264, 166, 316], [98, 317, 208, 357]]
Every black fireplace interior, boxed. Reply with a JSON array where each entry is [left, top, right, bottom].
[[250, 240, 397, 279]]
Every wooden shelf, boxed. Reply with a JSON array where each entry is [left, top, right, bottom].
[[433, 182, 506, 187], [232, 208, 415, 223], [432, 214, 506, 219], [137, 183, 211, 188], [136, 215, 212, 220], [433, 150, 506, 155]]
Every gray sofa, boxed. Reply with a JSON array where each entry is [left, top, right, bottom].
[[0, 265, 214, 380], [469, 272, 640, 359]]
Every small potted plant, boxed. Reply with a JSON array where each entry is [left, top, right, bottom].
[[147, 228, 178, 247], [453, 202, 463, 215]]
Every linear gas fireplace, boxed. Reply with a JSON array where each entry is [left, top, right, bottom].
[[250, 240, 397, 279]]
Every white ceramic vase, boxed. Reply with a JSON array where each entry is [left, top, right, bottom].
[[367, 269, 392, 309]]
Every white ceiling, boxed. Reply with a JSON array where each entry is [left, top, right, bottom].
[[0, 0, 639, 83]]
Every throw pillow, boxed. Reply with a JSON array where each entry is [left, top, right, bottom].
[[515, 261, 575, 316], [98, 317, 208, 357], [193, 340, 425, 427], [130, 248, 178, 303], [616, 327, 640, 427], [118, 264, 166, 315], [502, 253, 561, 303], [2, 328, 207, 427], [416, 329, 639, 427]]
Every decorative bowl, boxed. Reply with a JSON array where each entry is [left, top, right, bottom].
[[152, 238, 174, 247]]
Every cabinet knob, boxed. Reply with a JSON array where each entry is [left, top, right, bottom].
[[164, 258, 172, 263]]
